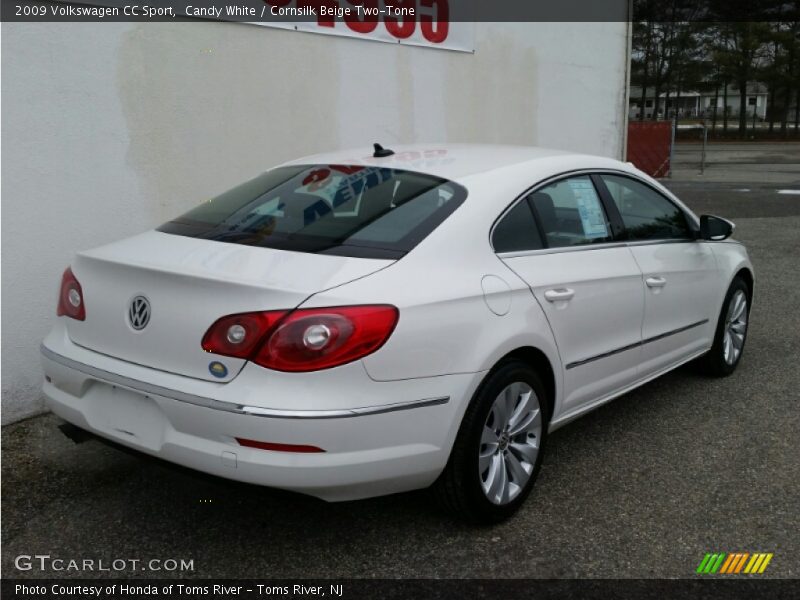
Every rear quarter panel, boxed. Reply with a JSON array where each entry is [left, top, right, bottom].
[[299, 168, 566, 413], [301, 252, 562, 384]]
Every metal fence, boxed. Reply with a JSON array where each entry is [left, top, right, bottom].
[[626, 121, 673, 177]]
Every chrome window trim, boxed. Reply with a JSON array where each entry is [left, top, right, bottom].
[[41, 344, 449, 419], [498, 241, 625, 258], [489, 168, 698, 256], [497, 237, 694, 259]]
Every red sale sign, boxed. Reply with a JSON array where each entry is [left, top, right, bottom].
[[258, 0, 474, 52]]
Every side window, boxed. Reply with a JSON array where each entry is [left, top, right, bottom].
[[600, 175, 691, 241], [528, 176, 612, 248], [492, 200, 543, 253]]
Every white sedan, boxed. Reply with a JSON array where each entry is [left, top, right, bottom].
[[41, 144, 753, 522]]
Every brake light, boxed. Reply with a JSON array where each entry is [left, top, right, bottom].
[[56, 267, 86, 321], [202, 305, 398, 372]]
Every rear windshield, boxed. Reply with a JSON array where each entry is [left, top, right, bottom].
[[158, 165, 467, 259]]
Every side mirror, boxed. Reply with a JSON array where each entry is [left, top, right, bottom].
[[700, 215, 734, 241]]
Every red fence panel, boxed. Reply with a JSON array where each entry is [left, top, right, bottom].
[[627, 121, 672, 177]]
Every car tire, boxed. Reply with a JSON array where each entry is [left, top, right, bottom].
[[434, 359, 549, 524], [696, 276, 750, 377]]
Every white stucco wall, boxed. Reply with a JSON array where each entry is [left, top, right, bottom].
[[1, 20, 630, 424]]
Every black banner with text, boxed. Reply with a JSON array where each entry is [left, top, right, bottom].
[[3, 579, 800, 600], [1, 0, 795, 23]]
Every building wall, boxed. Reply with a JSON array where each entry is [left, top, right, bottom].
[[630, 91, 768, 120], [702, 95, 768, 119], [1, 20, 630, 424]]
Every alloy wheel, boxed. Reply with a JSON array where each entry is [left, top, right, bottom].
[[479, 381, 542, 505], [723, 289, 748, 365]]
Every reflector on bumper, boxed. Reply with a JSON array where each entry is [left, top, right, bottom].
[[235, 438, 325, 453]]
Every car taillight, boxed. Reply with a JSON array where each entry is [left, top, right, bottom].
[[202, 310, 288, 358], [256, 305, 399, 372], [56, 267, 86, 321], [202, 305, 398, 372]]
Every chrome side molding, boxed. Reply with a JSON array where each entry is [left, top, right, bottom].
[[565, 319, 709, 370]]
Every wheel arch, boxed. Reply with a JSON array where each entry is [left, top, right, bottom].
[[735, 266, 754, 304], [494, 346, 556, 423]]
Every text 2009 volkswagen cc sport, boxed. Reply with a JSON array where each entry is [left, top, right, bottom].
[[41, 144, 753, 522]]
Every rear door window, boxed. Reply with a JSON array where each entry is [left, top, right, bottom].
[[158, 165, 466, 259], [528, 176, 613, 248], [492, 200, 544, 253]]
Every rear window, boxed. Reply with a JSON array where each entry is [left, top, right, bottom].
[[158, 165, 467, 259]]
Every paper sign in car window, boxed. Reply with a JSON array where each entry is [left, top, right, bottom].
[[568, 179, 609, 239]]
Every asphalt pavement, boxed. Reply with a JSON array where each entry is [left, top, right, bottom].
[[2, 142, 798, 579]]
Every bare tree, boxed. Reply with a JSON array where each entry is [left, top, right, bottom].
[[711, 22, 771, 135], [631, 0, 798, 138]]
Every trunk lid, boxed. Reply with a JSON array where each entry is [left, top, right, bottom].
[[67, 230, 391, 382]]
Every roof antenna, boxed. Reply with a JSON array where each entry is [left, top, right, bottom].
[[373, 143, 395, 158]]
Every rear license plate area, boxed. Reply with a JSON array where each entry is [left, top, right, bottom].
[[84, 382, 167, 451]]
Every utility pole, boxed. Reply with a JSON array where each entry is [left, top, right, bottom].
[[701, 121, 708, 175]]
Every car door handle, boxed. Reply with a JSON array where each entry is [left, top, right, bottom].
[[645, 276, 667, 288], [544, 288, 575, 302]]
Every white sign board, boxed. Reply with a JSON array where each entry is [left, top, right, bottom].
[[257, 1, 474, 52]]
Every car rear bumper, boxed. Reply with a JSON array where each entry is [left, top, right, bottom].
[[40, 324, 484, 501]]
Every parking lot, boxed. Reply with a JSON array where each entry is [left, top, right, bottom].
[[2, 142, 798, 579]]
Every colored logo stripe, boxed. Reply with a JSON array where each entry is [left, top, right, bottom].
[[720, 553, 748, 574], [696, 553, 712, 573], [744, 553, 774, 574], [698, 552, 773, 574], [719, 554, 736, 573], [696, 553, 726, 574]]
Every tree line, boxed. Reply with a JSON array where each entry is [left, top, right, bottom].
[[632, 1, 800, 135]]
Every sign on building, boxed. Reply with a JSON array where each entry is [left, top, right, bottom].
[[258, 1, 474, 52]]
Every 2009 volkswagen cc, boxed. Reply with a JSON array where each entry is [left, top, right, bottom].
[[41, 144, 753, 522]]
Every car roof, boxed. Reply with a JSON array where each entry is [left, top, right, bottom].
[[277, 143, 627, 182]]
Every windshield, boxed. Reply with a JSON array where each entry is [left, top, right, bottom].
[[158, 165, 467, 259]]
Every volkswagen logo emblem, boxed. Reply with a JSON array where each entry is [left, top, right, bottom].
[[128, 296, 151, 331]]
